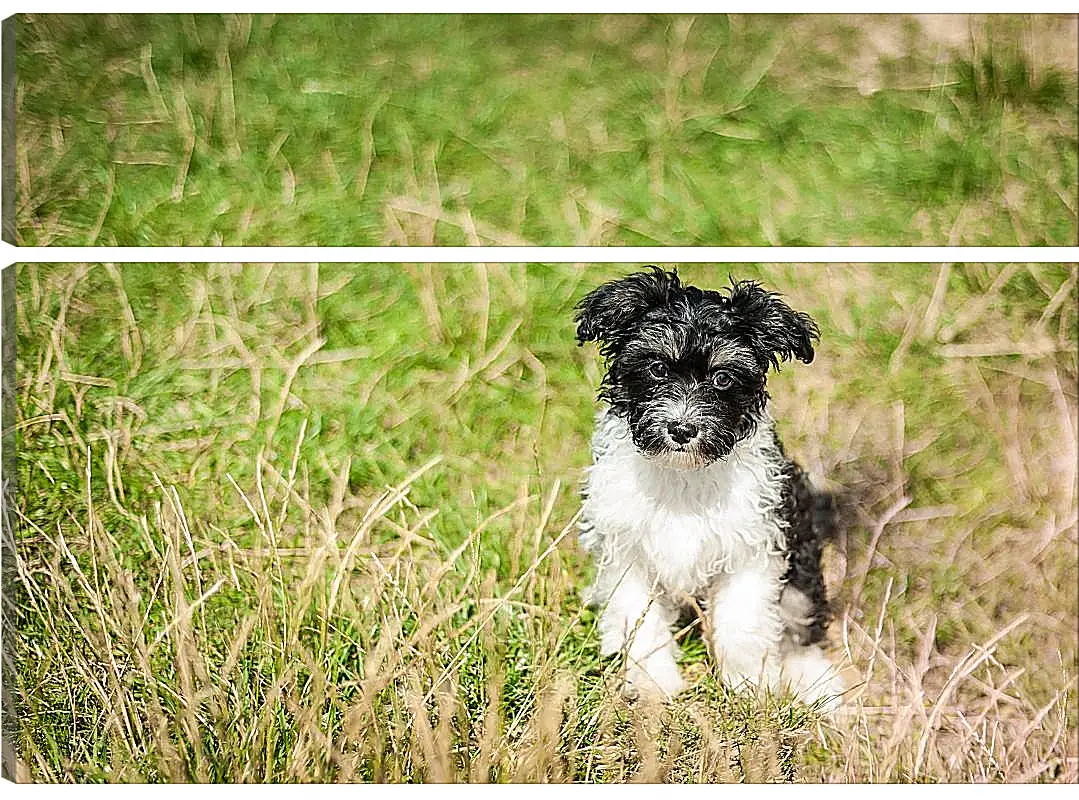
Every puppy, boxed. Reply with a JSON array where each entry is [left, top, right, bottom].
[[575, 267, 844, 708]]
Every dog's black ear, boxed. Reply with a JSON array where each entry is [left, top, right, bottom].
[[725, 279, 819, 368], [575, 266, 679, 347]]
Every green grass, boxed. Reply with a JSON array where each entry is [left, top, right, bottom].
[[7, 262, 1077, 782], [14, 14, 1079, 246]]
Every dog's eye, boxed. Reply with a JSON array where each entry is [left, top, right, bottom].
[[648, 361, 669, 378], [710, 371, 733, 389]]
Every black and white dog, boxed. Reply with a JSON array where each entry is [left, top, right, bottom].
[[575, 267, 844, 707]]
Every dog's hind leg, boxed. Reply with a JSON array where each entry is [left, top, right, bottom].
[[773, 460, 846, 710], [777, 456, 834, 646]]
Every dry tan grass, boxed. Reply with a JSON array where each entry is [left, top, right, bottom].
[[6, 262, 1077, 783], [771, 263, 1078, 782]]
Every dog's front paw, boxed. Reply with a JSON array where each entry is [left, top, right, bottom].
[[624, 656, 686, 701]]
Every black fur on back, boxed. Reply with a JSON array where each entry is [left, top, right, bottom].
[[775, 437, 835, 646]]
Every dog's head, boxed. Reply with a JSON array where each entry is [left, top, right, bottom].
[[576, 266, 819, 468]]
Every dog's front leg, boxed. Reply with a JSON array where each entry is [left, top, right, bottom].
[[594, 565, 684, 700], [707, 557, 786, 692]]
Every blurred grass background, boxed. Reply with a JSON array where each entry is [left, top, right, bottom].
[[8, 262, 1077, 782], [13, 13, 1079, 246]]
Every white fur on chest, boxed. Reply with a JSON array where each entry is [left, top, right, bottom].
[[581, 410, 787, 597]]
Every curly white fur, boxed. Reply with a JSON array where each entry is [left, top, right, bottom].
[[580, 407, 844, 706]]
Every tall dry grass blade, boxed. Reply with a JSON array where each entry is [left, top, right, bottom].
[[405, 679, 448, 782], [264, 337, 324, 447], [913, 613, 1032, 779], [919, 262, 954, 340], [159, 497, 212, 782], [217, 47, 241, 160], [325, 456, 443, 621], [425, 509, 580, 704]]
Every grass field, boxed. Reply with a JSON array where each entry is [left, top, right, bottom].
[[6, 261, 1077, 783], [14, 14, 1079, 247]]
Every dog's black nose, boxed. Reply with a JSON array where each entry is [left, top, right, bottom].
[[667, 421, 699, 445]]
